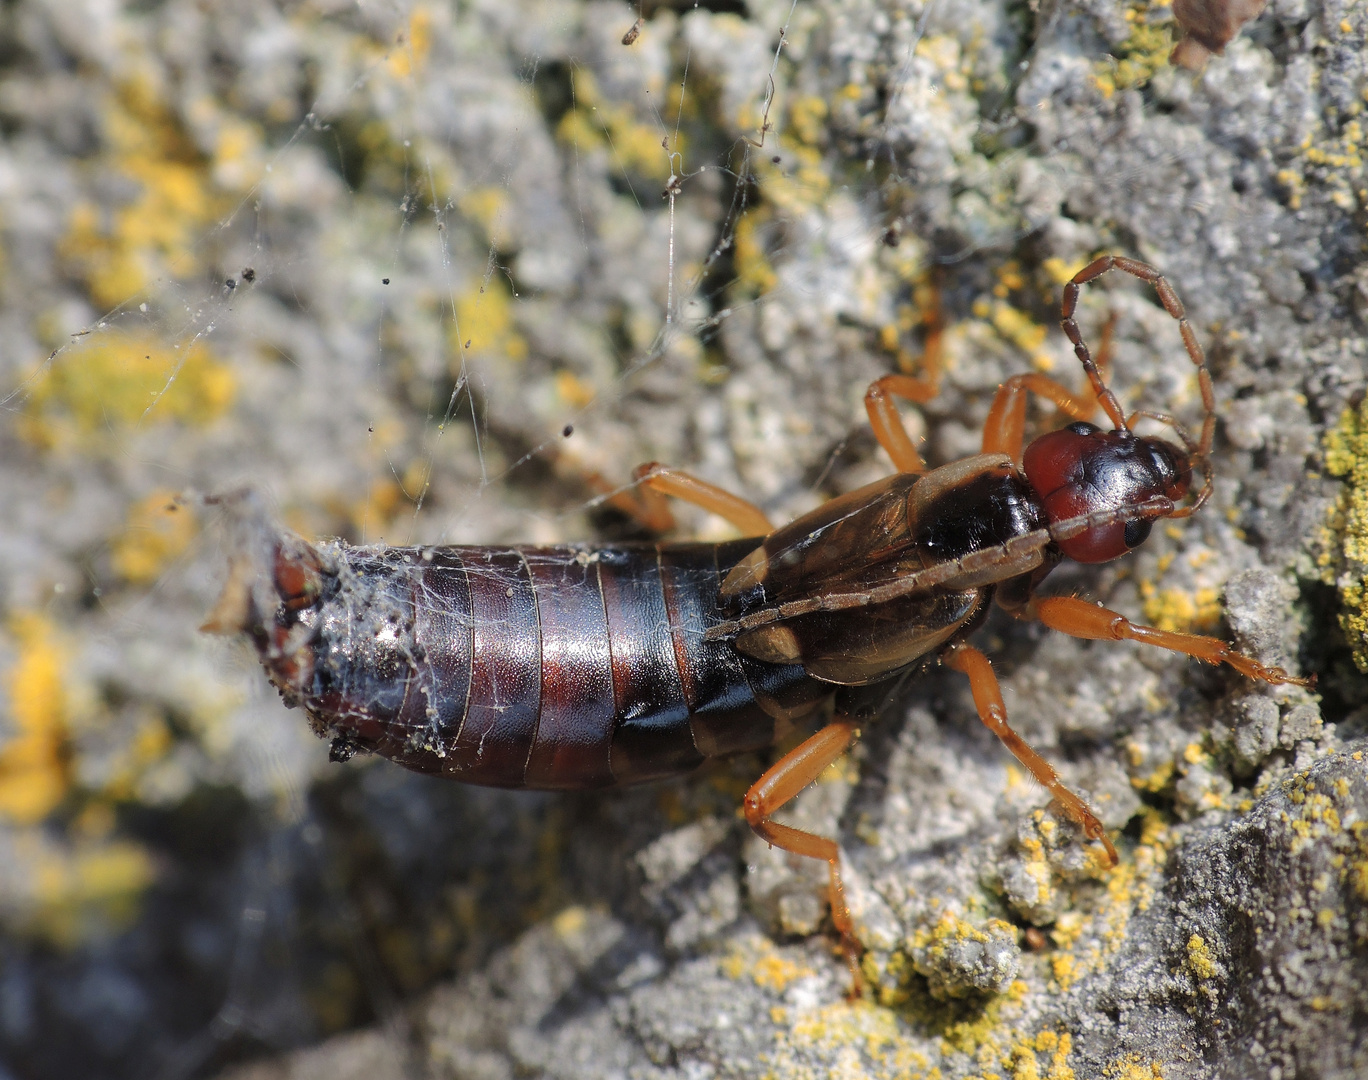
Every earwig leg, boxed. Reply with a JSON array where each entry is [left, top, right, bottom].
[[1029, 596, 1315, 688], [584, 469, 677, 533], [982, 373, 1100, 462], [943, 643, 1119, 866], [864, 292, 945, 474], [634, 463, 773, 536], [744, 719, 863, 993], [981, 314, 1115, 463], [866, 375, 935, 474]]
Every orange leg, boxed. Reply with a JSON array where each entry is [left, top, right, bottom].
[[864, 292, 945, 474], [1030, 596, 1314, 687], [634, 463, 773, 536], [744, 719, 863, 990], [587, 469, 677, 533], [982, 311, 1116, 462], [943, 643, 1118, 866], [981, 373, 1100, 462], [866, 374, 936, 474]]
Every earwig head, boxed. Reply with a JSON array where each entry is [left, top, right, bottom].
[[1023, 421, 1192, 563], [1032, 256, 1219, 562]]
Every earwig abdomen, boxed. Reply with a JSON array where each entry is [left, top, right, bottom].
[[258, 540, 824, 789]]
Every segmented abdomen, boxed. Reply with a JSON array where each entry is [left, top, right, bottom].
[[283, 540, 826, 788]]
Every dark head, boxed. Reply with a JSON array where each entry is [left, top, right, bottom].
[[1023, 421, 1193, 563]]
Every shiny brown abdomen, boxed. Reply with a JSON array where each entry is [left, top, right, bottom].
[[276, 540, 830, 789]]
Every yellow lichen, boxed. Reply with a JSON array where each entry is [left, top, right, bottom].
[[990, 302, 1048, 363], [721, 934, 815, 991], [1104, 1054, 1165, 1079], [58, 77, 238, 307], [19, 331, 235, 450], [0, 614, 71, 823], [771, 998, 933, 1079], [23, 834, 155, 948], [96, 712, 174, 803], [110, 491, 198, 585], [1322, 400, 1368, 671], [1181, 742, 1208, 766], [787, 96, 830, 147], [1139, 584, 1221, 633], [458, 186, 513, 250], [554, 67, 677, 182], [386, 6, 433, 79], [909, 912, 1020, 998], [451, 276, 528, 366], [758, 139, 832, 213], [1185, 933, 1217, 980], [1090, 0, 1176, 98], [1041, 258, 1087, 287], [551, 904, 588, 939], [732, 206, 779, 296]]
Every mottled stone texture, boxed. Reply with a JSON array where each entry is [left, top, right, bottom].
[[0, 0, 1363, 1077]]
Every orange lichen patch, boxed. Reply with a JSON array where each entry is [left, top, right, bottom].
[[0, 614, 72, 823], [720, 934, 816, 991], [1104, 1053, 1166, 1079], [58, 77, 234, 308], [110, 492, 198, 585], [18, 331, 235, 451]]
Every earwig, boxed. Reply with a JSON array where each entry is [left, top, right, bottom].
[[208, 256, 1311, 988]]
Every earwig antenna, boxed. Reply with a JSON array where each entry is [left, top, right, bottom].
[[702, 487, 1204, 642], [1045, 496, 1178, 546], [1061, 255, 1216, 517]]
